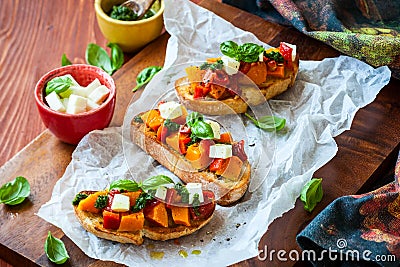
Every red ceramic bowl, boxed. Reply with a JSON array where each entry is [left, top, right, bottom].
[[34, 64, 116, 145]]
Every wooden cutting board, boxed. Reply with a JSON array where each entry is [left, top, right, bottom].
[[1, 0, 400, 266]]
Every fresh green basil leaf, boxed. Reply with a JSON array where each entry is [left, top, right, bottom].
[[72, 193, 88, 205], [107, 43, 124, 73], [239, 43, 265, 63], [300, 178, 323, 212], [140, 175, 174, 191], [245, 113, 286, 132], [61, 53, 72, 66], [0, 176, 30, 205], [174, 183, 189, 203], [132, 66, 162, 92], [109, 180, 140, 192], [85, 43, 113, 75], [131, 191, 154, 212], [186, 112, 203, 128], [45, 76, 73, 96], [265, 51, 284, 63], [44, 231, 69, 264], [220, 40, 239, 59], [94, 195, 108, 209], [191, 120, 214, 139]]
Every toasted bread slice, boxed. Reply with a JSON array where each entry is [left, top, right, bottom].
[[131, 122, 251, 206], [175, 58, 299, 115]]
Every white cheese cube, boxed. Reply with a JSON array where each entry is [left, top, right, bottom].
[[158, 101, 183, 119], [259, 51, 264, 62], [205, 120, 221, 139], [70, 85, 87, 97], [283, 42, 297, 62], [186, 183, 204, 204], [221, 55, 240, 75], [209, 144, 232, 159], [45, 91, 66, 112], [66, 94, 87, 114], [62, 98, 69, 109], [85, 78, 102, 96], [155, 186, 168, 200], [111, 194, 130, 212], [88, 85, 110, 104], [86, 99, 100, 111]]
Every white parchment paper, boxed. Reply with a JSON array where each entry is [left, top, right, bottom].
[[37, 0, 391, 266]]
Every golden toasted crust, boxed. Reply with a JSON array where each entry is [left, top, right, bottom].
[[175, 58, 299, 115], [130, 122, 251, 205]]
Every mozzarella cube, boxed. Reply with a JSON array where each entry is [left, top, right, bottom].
[[66, 94, 87, 114], [205, 120, 221, 139], [88, 85, 110, 104], [158, 101, 183, 119], [283, 42, 297, 62], [45, 91, 66, 112], [155, 186, 168, 200], [62, 98, 69, 109], [111, 194, 130, 212], [86, 99, 100, 111], [70, 85, 87, 97], [209, 144, 232, 159], [85, 78, 102, 96], [186, 183, 204, 204], [221, 55, 240, 75], [259, 51, 264, 62]]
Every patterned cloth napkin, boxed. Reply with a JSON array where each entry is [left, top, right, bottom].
[[222, 0, 400, 79]]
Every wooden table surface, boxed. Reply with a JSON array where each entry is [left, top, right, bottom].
[[1, 0, 400, 266]]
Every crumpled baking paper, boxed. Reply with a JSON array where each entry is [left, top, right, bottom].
[[37, 0, 391, 266]]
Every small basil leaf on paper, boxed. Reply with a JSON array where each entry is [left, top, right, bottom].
[[140, 175, 174, 191], [220, 40, 239, 59], [0, 176, 30, 205], [107, 43, 124, 73], [61, 53, 72, 66], [44, 231, 69, 264], [45, 76, 73, 96], [85, 43, 113, 75], [245, 113, 286, 131], [300, 178, 323, 212], [132, 66, 162, 92], [109, 180, 140, 192], [191, 120, 214, 139]]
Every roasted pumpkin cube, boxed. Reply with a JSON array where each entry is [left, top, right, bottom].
[[77, 191, 107, 213], [118, 212, 144, 232], [171, 206, 191, 226], [144, 202, 169, 228]]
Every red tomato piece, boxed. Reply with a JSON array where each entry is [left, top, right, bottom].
[[209, 158, 226, 172], [279, 42, 293, 69], [189, 190, 215, 221], [156, 124, 168, 143], [103, 210, 121, 230]]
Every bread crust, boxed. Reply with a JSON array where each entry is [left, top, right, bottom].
[[74, 193, 214, 244], [175, 58, 299, 115], [131, 122, 251, 205]]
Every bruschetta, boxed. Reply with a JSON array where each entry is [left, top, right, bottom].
[[130, 101, 251, 206], [73, 176, 216, 245], [175, 41, 299, 115]]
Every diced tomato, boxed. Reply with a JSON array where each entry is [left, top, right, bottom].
[[279, 42, 293, 69], [105, 189, 120, 212], [189, 190, 215, 221], [232, 140, 248, 162], [179, 134, 191, 155], [103, 210, 121, 230], [165, 188, 182, 209], [194, 84, 211, 99], [209, 158, 226, 172], [267, 60, 277, 72], [239, 62, 251, 74], [156, 124, 168, 143], [179, 125, 191, 135], [216, 132, 233, 144]]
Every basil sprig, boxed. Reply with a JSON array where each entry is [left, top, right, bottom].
[[44, 231, 69, 264], [131, 191, 155, 212], [245, 113, 286, 132], [109, 175, 174, 192], [132, 66, 162, 92], [109, 179, 140, 192], [220, 41, 265, 63], [0, 176, 30, 205], [300, 178, 323, 212], [45, 76, 73, 96], [186, 112, 214, 139]]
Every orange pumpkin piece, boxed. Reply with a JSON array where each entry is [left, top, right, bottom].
[[145, 202, 169, 228], [77, 191, 107, 213], [267, 65, 285, 78], [216, 132, 233, 144], [185, 144, 201, 161], [122, 191, 142, 207], [140, 109, 164, 132], [246, 62, 267, 85], [118, 212, 145, 232], [171, 206, 191, 226]]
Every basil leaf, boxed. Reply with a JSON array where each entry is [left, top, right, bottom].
[[94, 195, 108, 209], [132, 66, 162, 92], [186, 112, 203, 128], [245, 113, 286, 132], [220, 40, 239, 59], [191, 120, 214, 139], [265, 51, 284, 63], [140, 175, 174, 191], [192, 193, 201, 216], [0, 176, 30, 205], [300, 178, 323, 212], [44, 231, 69, 264], [109, 180, 140, 192], [85, 43, 113, 75], [61, 53, 72, 66], [107, 43, 124, 73], [131, 191, 154, 212], [72, 193, 88, 205], [239, 43, 265, 63], [164, 119, 180, 132], [45, 76, 73, 96]]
